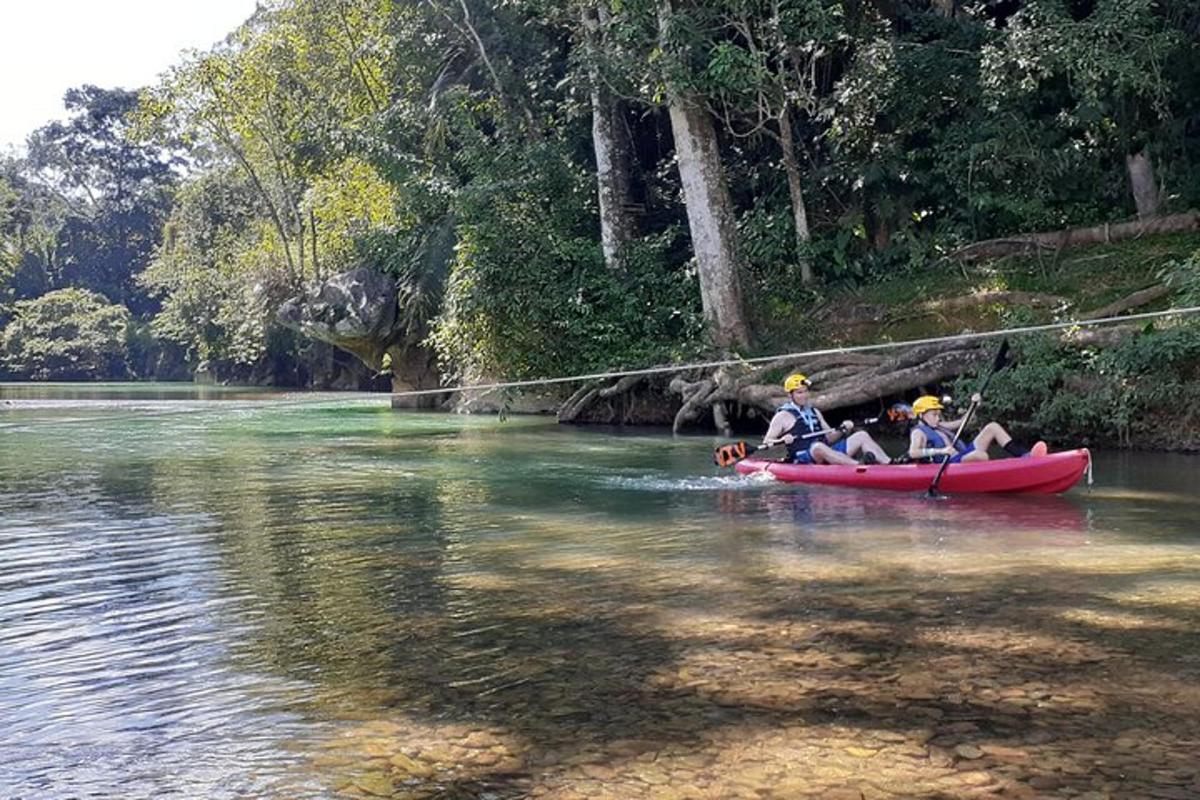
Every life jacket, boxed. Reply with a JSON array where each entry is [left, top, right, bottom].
[[778, 401, 825, 461], [915, 422, 969, 463]]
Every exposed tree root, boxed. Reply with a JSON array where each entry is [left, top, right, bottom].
[[557, 380, 602, 423], [653, 339, 990, 433], [917, 291, 1067, 313], [1080, 283, 1172, 320], [556, 279, 1184, 430], [949, 212, 1199, 263]]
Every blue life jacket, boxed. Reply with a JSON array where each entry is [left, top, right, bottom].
[[915, 422, 969, 462], [778, 401, 825, 461]]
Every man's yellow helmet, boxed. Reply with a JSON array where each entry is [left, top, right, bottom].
[[783, 373, 811, 393], [912, 395, 944, 416]]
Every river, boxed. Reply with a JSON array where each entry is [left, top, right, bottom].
[[2, 384, 1198, 799]]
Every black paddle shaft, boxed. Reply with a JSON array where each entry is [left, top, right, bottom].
[[926, 340, 1011, 497], [714, 415, 883, 468]]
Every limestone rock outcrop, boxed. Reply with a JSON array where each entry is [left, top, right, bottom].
[[277, 268, 444, 407]]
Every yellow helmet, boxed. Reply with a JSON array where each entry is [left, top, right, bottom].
[[783, 373, 811, 393], [912, 395, 944, 416]]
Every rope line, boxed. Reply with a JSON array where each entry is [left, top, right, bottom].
[[391, 305, 1200, 399]]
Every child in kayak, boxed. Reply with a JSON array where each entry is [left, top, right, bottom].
[[762, 374, 893, 465], [909, 394, 1047, 463]]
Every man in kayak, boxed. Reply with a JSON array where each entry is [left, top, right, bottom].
[[908, 394, 1047, 463], [762, 374, 893, 465]]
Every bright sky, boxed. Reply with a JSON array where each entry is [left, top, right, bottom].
[[0, 0, 260, 152]]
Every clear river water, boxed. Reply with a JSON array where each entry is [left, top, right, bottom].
[[2, 384, 1198, 800]]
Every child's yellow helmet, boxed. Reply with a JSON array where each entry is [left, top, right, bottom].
[[912, 395, 945, 416]]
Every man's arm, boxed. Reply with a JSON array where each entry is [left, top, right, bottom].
[[908, 429, 926, 460], [816, 408, 849, 442], [762, 411, 792, 446]]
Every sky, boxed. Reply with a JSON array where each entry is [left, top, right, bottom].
[[0, 0, 261, 152]]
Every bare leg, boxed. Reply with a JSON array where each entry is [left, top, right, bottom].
[[842, 431, 892, 464], [809, 442, 859, 466], [962, 421, 1012, 461]]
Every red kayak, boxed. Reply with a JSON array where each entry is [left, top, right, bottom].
[[734, 448, 1091, 494]]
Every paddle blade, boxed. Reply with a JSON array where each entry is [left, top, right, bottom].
[[713, 441, 749, 467], [992, 339, 1011, 372]]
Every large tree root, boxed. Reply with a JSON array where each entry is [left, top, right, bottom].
[[557, 374, 675, 425], [557, 280, 1182, 431], [949, 212, 1199, 262], [1080, 283, 1172, 320], [656, 338, 992, 434]]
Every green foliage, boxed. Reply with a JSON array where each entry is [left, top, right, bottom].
[[821, 0, 1200, 258], [981, 0, 1180, 138], [957, 320, 1200, 448], [138, 169, 274, 376], [8, 0, 1187, 410], [0, 288, 131, 380], [429, 145, 705, 383], [21, 86, 178, 315], [1160, 246, 1200, 306], [0, 173, 19, 322]]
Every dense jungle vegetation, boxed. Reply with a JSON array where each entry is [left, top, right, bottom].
[[2, 0, 1199, 436]]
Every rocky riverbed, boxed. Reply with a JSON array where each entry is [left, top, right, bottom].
[[303, 550, 1200, 800]]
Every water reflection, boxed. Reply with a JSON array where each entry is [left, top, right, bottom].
[[1, 394, 1198, 799], [720, 485, 1090, 536]]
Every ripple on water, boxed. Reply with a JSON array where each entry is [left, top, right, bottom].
[[599, 472, 775, 491], [0, 506, 325, 799]]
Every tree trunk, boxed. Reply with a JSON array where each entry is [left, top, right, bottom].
[[779, 111, 813, 284], [658, 0, 752, 349], [667, 99, 753, 349], [582, 3, 637, 275], [1126, 149, 1161, 218], [932, 0, 955, 17], [865, 200, 891, 251]]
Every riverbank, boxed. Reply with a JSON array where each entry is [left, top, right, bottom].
[[438, 232, 1200, 451]]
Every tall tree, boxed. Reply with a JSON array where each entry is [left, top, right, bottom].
[[579, 1, 638, 275], [701, 0, 848, 284], [655, 0, 752, 349], [22, 86, 178, 315]]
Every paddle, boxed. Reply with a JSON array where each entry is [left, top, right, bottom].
[[925, 339, 1011, 497], [714, 416, 882, 468]]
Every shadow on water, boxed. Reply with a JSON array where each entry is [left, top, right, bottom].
[[3, 405, 1198, 799], [204, 472, 1199, 798]]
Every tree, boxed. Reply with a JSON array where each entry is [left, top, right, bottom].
[[578, 1, 639, 275], [24, 86, 178, 315], [654, 0, 753, 349], [980, 0, 1189, 219], [138, 167, 269, 375], [697, 0, 849, 284], [0, 173, 21, 320], [0, 288, 131, 380], [139, 0, 409, 382]]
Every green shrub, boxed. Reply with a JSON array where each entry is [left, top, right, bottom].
[[428, 143, 706, 384], [956, 321, 1200, 448], [0, 288, 132, 380]]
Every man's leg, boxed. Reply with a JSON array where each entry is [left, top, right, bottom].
[[810, 442, 859, 466], [843, 431, 893, 464], [963, 421, 1017, 460]]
